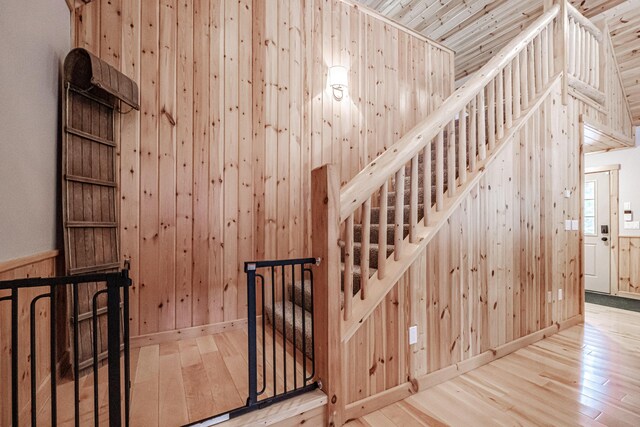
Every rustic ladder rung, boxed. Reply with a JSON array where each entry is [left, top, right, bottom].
[[65, 126, 116, 148], [65, 174, 117, 188], [69, 262, 121, 275], [66, 221, 117, 228]]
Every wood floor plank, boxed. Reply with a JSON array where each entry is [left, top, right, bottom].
[[200, 350, 245, 415], [158, 353, 189, 426]]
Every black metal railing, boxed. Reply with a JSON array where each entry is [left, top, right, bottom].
[[0, 265, 132, 427]]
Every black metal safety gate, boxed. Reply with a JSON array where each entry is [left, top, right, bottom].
[[188, 257, 319, 426], [0, 266, 132, 427]]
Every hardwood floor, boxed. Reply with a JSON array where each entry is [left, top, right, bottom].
[[38, 325, 311, 426], [37, 302, 640, 426], [347, 303, 640, 426]]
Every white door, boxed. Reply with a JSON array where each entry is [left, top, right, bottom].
[[584, 171, 611, 293]]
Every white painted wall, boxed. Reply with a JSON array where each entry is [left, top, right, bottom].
[[585, 128, 640, 237], [0, 0, 70, 262]]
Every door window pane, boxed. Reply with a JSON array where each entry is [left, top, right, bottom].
[[584, 180, 596, 236], [585, 181, 595, 199], [584, 199, 595, 217], [584, 217, 595, 235]]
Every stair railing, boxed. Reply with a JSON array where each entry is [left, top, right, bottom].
[[337, 3, 560, 341]]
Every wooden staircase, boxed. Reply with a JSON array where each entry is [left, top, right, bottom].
[[262, 2, 605, 425]]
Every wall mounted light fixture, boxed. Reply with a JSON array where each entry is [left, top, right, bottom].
[[328, 66, 348, 101]]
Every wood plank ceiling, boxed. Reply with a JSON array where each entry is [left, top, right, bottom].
[[355, 0, 640, 124]]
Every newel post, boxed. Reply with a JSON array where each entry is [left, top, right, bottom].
[[311, 164, 344, 426]]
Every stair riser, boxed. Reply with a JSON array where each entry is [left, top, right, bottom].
[[340, 271, 363, 296], [354, 224, 410, 244], [288, 281, 313, 312], [387, 188, 426, 205], [341, 244, 395, 270], [265, 303, 314, 359], [370, 205, 425, 224]]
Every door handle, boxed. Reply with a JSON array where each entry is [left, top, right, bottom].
[[601, 237, 608, 242]]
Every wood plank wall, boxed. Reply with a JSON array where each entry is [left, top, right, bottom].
[[72, 0, 454, 336], [343, 80, 583, 405], [603, 30, 633, 138], [618, 237, 640, 298], [0, 252, 59, 426]]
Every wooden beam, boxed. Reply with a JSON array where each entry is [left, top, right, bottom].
[[311, 164, 344, 426], [567, 74, 606, 104]]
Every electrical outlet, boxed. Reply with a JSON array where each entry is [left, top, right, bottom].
[[558, 289, 563, 301], [409, 325, 418, 345], [547, 291, 552, 303], [565, 220, 572, 231]]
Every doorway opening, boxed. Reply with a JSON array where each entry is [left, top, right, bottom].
[[583, 166, 619, 294]]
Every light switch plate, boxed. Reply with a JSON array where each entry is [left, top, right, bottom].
[[558, 289, 563, 301], [624, 202, 631, 211], [563, 189, 571, 198], [409, 325, 418, 345], [565, 220, 572, 231], [571, 220, 579, 230]]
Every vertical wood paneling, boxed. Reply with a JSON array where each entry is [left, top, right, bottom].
[[192, 0, 210, 327], [238, 0, 253, 319], [175, 0, 194, 329], [223, 0, 239, 322], [74, 0, 454, 334], [618, 237, 640, 297], [138, 0, 160, 334], [120, 0, 141, 336], [209, 0, 225, 325], [158, 0, 177, 332]]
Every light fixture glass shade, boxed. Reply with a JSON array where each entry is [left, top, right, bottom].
[[328, 66, 348, 100]]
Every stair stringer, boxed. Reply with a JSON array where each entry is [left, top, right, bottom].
[[341, 73, 562, 343]]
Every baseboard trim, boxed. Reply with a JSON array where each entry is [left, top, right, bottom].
[[131, 318, 248, 348], [0, 250, 59, 274], [344, 315, 583, 421], [617, 291, 640, 301]]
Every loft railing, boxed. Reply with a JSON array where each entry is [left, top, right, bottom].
[[0, 267, 131, 427], [566, 2, 605, 103]]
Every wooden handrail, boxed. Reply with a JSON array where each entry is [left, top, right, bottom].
[[339, 3, 560, 223], [566, 2, 602, 41]]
